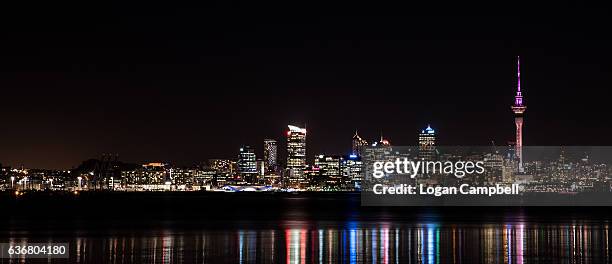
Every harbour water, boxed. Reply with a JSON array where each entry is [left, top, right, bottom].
[[1, 192, 610, 263]]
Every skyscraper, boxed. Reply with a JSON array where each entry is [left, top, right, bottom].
[[286, 125, 307, 188], [263, 139, 277, 173], [511, 56, 526, 172], [238, 145, 257, 183], [352, 130, 368, 157], [341, 154, 363, 190], [418, 125, 436, 160], [314, 154, 342, 188]]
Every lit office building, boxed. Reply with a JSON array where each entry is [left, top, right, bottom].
[[352, 130, 368, 157], [169, 167, 193, 186], [193, 169, 216, 190], [341, 154, 363, 190], [238, 146, 257, 183], [121, 163, 168, 191], [364, 135, 393, 172], [484, 152, 504, 183], [286, 125, 307, 188], [418, 125, 436, 161], [208, 159, 232, 173], [314, 155, 342, 188], [263, 139, 277, 173], [257, 159, 265, 177], [304, 165, 322, 187], [208, 159, 232, 187]]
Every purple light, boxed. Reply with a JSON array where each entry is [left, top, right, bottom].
[[517, 55, 520, 92], [514, 56, 523, 107]]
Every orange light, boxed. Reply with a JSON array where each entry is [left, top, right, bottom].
[[14, 191, 19, 196], [73, 190, 79, 195]]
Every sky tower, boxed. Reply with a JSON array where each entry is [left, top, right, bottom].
[[511, 56, 526, 172]]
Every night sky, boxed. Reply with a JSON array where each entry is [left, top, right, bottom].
[[1, 1, 612, 169]]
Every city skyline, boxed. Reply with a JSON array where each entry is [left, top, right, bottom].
[[0, 121, 486, 170], [3, 2, 612, 263]]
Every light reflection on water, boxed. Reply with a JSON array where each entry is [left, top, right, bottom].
[[6, 221, 611, 263]]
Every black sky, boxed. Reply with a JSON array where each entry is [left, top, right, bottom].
[[1, 0, 612, 168]]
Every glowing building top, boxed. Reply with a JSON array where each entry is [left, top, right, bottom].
[[372, 133, 391, 147], [421, 125, 435, 134], [287, 125, 307, 134]]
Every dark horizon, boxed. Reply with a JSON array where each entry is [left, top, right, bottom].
[[2, 1, 612, 169]]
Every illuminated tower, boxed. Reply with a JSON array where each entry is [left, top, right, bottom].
[[286, 125, 307, 188], [263, 139, 277, 173], [351, 130, 368, 157], [238, 145, 257, 183], [418, 125, 436, 160], [511, 56, 526, 172]]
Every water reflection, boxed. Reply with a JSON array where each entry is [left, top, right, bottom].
[[6, 222, 612, 263]]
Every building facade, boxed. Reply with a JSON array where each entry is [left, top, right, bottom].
[[286, 125, 307, 188], [418, 125, 436, 161], [351, 131, 368, 157], [238, 146, 257, 183], [263, 139, 277, 173], [314, 155, 342, 188]]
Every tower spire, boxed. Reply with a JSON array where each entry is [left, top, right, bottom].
[[511, 56, 527, 173], [517, 55, 520, 92], [514, 56, 523, 107]]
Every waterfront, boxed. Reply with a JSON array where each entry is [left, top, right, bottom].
[[1, 192, 611, 263]]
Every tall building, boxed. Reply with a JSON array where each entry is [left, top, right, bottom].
[[365, 134, 392, 175], [238, 146, 257, 183], [263, 139, 277, 173], [418, 125, 436, 160], [511, 56, 527, 172], [341, 154, 363, 190], [286, 125, 307, 188], [352, 130, 368, 157], [314, 155, 342, 188], [256, 159, 265, 177]]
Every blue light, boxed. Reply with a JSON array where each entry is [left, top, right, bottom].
[[349, 154, 358, 159]]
